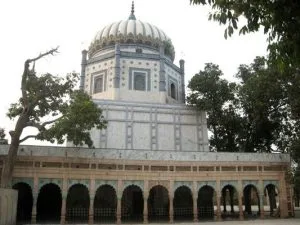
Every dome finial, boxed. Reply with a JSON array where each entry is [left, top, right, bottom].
[[129, 1, 136, 20]]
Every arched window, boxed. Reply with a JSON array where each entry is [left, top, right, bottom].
[[93, 73, 107, 94], [170, 83, 176, 99], [134, 72, 146, 91], [94, 76, 103, 93]]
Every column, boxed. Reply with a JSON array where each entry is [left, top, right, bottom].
[[216, 194, 222, 221], [31, 177, 38, 223], [192, 181, 198, 222], [216, 180, 222, 221], [60, 195, 66, 224], [193, 195, 198, 222], [116, 197, 121, 224], [60, 177, 67, 224], [259, 194, 265, 219], [116, 180, 123, 224], [31, 194, 37, 223], [89, 195, 94, 224], [89, 179, 95, 224], [238, 193, 244, 220], [169, 196, 173, 223], [143, 192, 149, 224]]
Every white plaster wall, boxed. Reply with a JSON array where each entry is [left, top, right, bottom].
[[93, 100, 208, 152], [85, 59, 115, 99], [181, 125, 198, 151], [0, 145, 290, 163], [93, 49, 114, 58], [157, 124, 174, 150], [120, 45, 158, 54], [119, 58, 162, 103], [133, 123, 150, 150], [165, 64, 183, 102], [106, 121, 126, 149]]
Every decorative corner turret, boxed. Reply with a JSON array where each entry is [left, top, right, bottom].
[[80, 50, 88, 90], [114, 43, 121, 88], [179, 59, 186, 103], [159, 44, 166, 92]]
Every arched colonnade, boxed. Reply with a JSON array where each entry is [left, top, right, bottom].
[[12, 179, 280, 224]]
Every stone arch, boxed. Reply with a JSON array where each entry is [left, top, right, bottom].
[[95, 180, 117, 193], [173, 185, 193, 221], [38, 178, 62, 193], [94, 184, 117, 223], [243, 184, 260, 218], [242, 181, 259, 193], [173, 181, 192, 194], [123, 180, 144, 192], [66, 183, 90, 223], [220, 181, 238, 192], [12, 182, 33, 224], [148, 185, 169, 222], [221, 184, 239, 219], [198, 185, 216, 220], [67, 179, 90, 190], [36, 183, 62, 223], [198, 182, 216, 192], [121, 184, 143, 222], [264, 183, 280, 217], [170, 83, 176, 99]]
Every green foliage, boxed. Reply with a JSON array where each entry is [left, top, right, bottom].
[[37, 90, 106, 147], [7, 48, 107, 147], [188, 58, 300, 153], [236, 57, 291, 152], [187, 63, 242, 152], [190, 0, 300, 67], [0, 128, 5, 140]]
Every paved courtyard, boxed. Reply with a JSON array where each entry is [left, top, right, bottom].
[[26, 218, 300, 225], [142, 219, 300, 225], [26, 209, 300, 225]]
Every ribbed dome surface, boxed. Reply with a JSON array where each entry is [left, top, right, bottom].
[[88, 4, 175, 60], [94, 19, 169, 43]]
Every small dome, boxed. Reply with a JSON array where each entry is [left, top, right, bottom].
[[88, 2, 175, 61]]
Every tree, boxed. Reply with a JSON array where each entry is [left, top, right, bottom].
[[187, 58, 300, 153], [1, 48, 106, 188], [187, 63, 242, 152], [0, 128, 8, 145], [236, 57, 290, 152], [190, 0, 300, 67]]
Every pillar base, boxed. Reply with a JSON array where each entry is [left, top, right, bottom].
[[117, 215, 121, 224], [31, 215, 36, 224], [88, 215, 94, 224], [143, 215, 148, 224], [60, 215, 66, 224]]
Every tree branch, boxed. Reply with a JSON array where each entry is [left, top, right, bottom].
[[21, 47, 59, 111], [25, 117, 61, 130], [19, 135, 37, 143], [27, 47, 59, 64], [41, 117, 61, 127]]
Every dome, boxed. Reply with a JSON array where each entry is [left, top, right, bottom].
[[88, 3, 175, 61]]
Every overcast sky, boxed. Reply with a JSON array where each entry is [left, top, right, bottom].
[[0, 0, 268, 145]]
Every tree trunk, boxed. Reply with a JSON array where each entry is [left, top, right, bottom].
[[1, 114, 28, 188]]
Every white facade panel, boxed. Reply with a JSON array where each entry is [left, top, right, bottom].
[[106, 121, 126, 149], [133, 123, 150, 150], [157, 124, 174, 150], [181, 125, 198, 151]]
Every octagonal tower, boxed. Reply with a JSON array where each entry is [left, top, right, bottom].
[[80, 3, 185, 104]]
